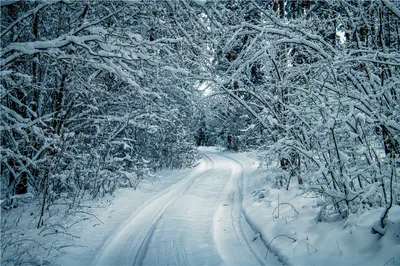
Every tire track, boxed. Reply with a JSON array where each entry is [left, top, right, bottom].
[[93, 152, 281, 266], [93, 155, 214, 266], [213, 153, 271, 266]]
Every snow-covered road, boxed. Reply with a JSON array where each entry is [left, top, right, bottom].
[[93, 151, 281, 265]]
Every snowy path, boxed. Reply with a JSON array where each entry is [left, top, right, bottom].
[[93, 151, 281, 266]]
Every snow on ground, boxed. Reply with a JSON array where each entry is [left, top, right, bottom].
[[92, 148, 280, 265], [2, 148, 399, 265], [1, 168, 191, 265], [226, 152, 400, 266], [56, 167, 193, 266]]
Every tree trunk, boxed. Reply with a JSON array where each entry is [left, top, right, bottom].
[[227, 134, 232, 151], [278, 0, 284, 19]]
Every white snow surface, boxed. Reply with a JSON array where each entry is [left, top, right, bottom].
[[91, 148, 279, 265], [229, 152, 400, 266], [5, 148, 399, 265], [193, 0, 207, 6]]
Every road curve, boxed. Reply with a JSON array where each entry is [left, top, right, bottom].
[[93, 151, 281, 266]]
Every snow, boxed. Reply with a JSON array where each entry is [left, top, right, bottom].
[[2, 149, 399, 265], [387, 120, 400, 131], [229, 152, 400, 266], [382, 0, 400, 20], [162, 66, 189, 75], [55, 168, 193, 266], [239, 124, 256, 132], [87, 27, 107, 35], [122, 0, 142, 5], [361, 183, 378, 203], [193, 0, 207, 6], [0, 0, 20, 7], [92, 149, 279, 265]]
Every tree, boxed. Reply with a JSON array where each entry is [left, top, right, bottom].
[[206, 0, 399, 222], [1, 0, 209, 208]]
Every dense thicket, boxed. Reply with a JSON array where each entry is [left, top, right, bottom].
[[204, 0, 399, 231], [1, 0, 399, 251], [1, 1, 211, 211]]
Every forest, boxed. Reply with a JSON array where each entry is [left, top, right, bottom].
[[1, 0, 400, 265]]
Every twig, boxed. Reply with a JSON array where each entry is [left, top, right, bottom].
[[7, 239, 47, 251], [56, 244, 88, 251], [43, 231, 81, 239], [74, 210, 104, 224], [265, 234, 297, 258], [383, 257, 395, 266], [273, 202, 299, 219], [66, 217, 90, 229], [379, 157, 395, 229], [293, 240, 318, 254], [336, 240, 343, 257]]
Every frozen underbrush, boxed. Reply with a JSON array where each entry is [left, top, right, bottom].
[[2, 150, 399, 266], [1, 169, 190, 266], [230, 152, 400, 266]]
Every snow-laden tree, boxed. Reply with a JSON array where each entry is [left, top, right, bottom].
[[1, 0, 208, 209], [207, 0, 399, 228], [1, 0, 212, 263]]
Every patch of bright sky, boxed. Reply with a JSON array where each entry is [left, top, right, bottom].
[[336, 30, 345, 44], [199, 82, 212, 96]]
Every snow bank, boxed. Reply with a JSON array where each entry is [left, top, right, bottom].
[[228, 152, 400, 266], [1, 169, 190, 266]]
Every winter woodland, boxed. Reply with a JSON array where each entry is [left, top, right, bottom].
[[1, 0, 399, 265]]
